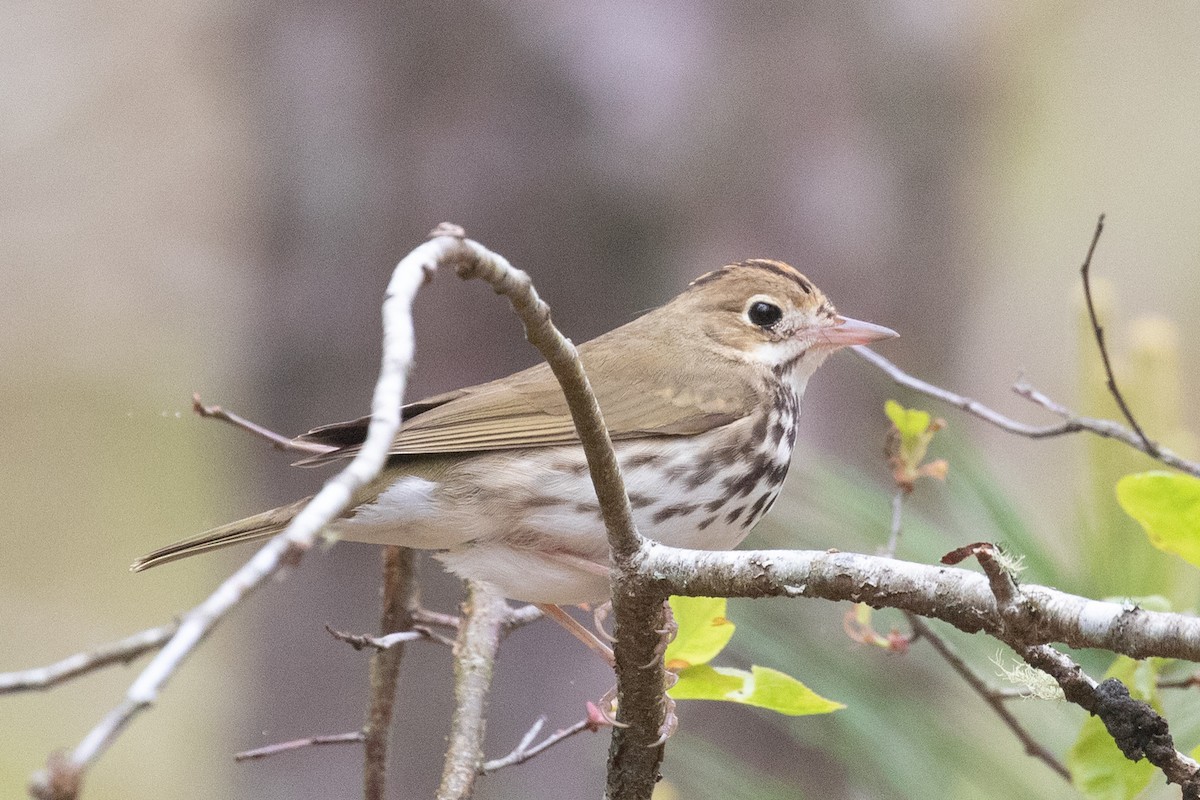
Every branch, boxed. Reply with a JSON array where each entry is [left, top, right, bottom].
[[1020, 645, 1200, 797], [437, 234, 665, 797], [436, 583, 511, 800], [1076, 214, 1158, 455], [191, 393, 333, 455], [479, 716, 597, 774], [234, 731, 364, 762], [29, 226, 457, 799], [854, 347, 1200, 478], [0, 624, 177, 694], [640, 544, 1200, 661], [908, 615, 1070, 781], [363, 547, 417, 800]]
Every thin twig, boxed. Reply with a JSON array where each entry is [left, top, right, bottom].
[[234, 731, 364, 762], [192, 393, 333, 455], [889, 489, 1067, 780], [853, 346, 1200, 478], [326, 623, 453, 651], [0, 623, 178, 694], [479, 717, 596, 774], [412, 608, 462, 630], [1076, 214, 1158, 455], [363, 547, 417, 800], [908, 615, 1070, 781], [28, 226, 455, 799], [884, 490, 904, 557]]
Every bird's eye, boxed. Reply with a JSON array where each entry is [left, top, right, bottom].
[[747, 300, 783, 328]]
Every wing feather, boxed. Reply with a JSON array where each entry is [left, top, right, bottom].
[[293, 314, 759, 466]]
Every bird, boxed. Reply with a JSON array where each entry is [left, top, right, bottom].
[[132, 259, 896, 609]]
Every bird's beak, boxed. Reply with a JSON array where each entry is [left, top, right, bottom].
[[820, 315, 898, 348]]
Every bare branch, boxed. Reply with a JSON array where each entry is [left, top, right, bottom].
[[479, 716, 597, 774], [192, 393, 333, 455], [641, 544, 1200, 662], [234, 731, 364, 762], [908, 615, 1070, 781], [854, 346, 1200, 478], [1020, 644, 1200, 797], [1076, 215, 1158, 455], [326, 624, 445, 651], [0, 624, 177, 694], [363, 547, 417, 800], [28, 226, 457, 799], [436, 583, 511, 800]]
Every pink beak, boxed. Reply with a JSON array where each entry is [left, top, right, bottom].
[[820, 315, 898, 348]]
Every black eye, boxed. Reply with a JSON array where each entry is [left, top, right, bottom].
[[747, 301, 783, 328]]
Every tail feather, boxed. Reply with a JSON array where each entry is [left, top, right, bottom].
[[130, 497, 314, 572]]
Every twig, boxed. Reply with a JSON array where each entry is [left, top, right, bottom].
[[1159, 673, 1200, 691], [326, 623, 453, 651], [234, 731, 364, 762], [908, 615, 1070, 781], [1019, 644, 1200, 797], [436, 582, 511, 800], [192, 393, 334, 455], [889, 489, 1067, 779], [363, 547, 417, 800], [884, 490, 904, 557], [1076, 215, 1158, 455], [0, 623, 178, 694], [854, 346, 1200, 478], [479, 716, 596, 774], [412, 608, 462, 630], [28, 226, 456, 800]]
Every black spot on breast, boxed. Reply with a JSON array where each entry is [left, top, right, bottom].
[[697, 515, 718, 531], [686, 461, 718, 490], [664, 464, 690, 483], [746, 490, 773, 522], [623, 453, 663, 470], [725, 505, 746, 525], [652, 503, 700, 524], [628, 492, 655, 509], [521, 495, 564, 510], [751, 413, 769, 441]]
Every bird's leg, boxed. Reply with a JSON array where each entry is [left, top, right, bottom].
[[591, 601, 616, 643], [641, 598, 678, 669], [534, 604, 615, 667]]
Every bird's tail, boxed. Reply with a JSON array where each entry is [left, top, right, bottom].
[[130, 496, 314, 572]]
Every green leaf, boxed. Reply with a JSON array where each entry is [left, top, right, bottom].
[[669, 664, 844, 716], [1067, 656, 1162, 800], [885, 399, 932, 442], [669, 664, 745, 701], [664, 596, 736, 668], [1116, 471, 1200, 569]]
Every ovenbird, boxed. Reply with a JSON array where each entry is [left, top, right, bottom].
[[133, 260, 895, 605]]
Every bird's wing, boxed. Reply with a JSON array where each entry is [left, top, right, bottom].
[[293, 339, 757, 466]]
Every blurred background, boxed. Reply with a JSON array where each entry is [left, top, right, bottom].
[[3, 2, 1200, 798]]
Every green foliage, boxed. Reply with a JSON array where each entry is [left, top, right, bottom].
[[1067, 657, 1163, 800], [884, 400, 947, 490], [663, 595, 736, 667], [1116, 471, 1200, 570], [666, 596, 843, 717]]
